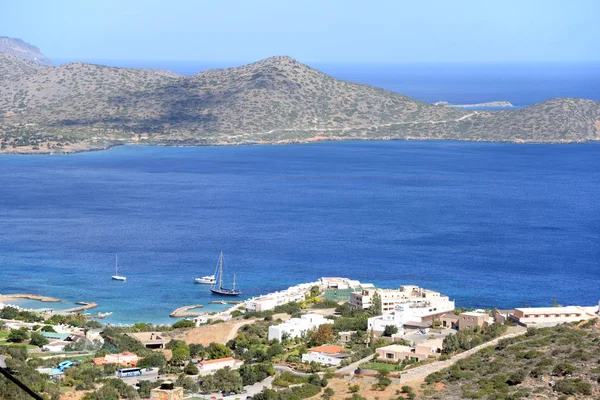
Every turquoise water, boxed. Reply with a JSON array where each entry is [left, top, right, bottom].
[[1, 141, 599, 324]]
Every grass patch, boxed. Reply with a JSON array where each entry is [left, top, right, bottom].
[[360, 361, 402, 373]]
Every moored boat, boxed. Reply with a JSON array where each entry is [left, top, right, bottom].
[[210, 252, 241, 296]]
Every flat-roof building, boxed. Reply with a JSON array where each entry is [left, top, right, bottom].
[[511, 306, 597, 327], [124, 332, 168, 349]]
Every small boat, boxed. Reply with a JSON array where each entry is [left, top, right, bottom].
[[210, 251, 241, 296], [194, 275, 216, 284], [111, 254, 126, 281], [194, 260, 218, 284]]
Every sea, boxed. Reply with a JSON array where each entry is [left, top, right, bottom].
[[1, 61, 599, 324]]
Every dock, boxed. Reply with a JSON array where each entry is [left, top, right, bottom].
[[170, 304, 205, 318], [58, 302, 98, 314], [0, 294, 61, 303], [209, 300, 243, 305]]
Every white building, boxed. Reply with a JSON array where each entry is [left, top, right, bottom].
[[351, 285, 452, 312], [511, 305, 598, 327], [245, 291, 306, 313], [368, 298, 455, 334], [268, 313, 329, 342], [197, 357, 243, 375], [301, 345, 349, 366]]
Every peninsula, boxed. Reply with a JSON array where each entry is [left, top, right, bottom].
[[0, 38, 599, 154], [434, 100, 514, 108]]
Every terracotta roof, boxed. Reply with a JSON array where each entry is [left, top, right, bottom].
[[199, 357, 235, 365], [307, 345, 345, 354]]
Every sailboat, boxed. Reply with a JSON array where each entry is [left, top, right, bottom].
[[194, 257, 218, 284], [210, 251, 241, 296], [111, 254, 126, 281]]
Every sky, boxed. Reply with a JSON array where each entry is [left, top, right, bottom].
[[1, 0, 599, 63]]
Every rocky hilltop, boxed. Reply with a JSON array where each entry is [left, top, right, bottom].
[[0, 37, 52, 66], [0, 49, 599, 153]]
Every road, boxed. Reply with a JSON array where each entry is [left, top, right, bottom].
[[334, 353, 375, 375]]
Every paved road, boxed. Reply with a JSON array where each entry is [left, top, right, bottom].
[[334, 353, 375, 375], [121, 368, 161, 385], [274, 364, 314, 377]]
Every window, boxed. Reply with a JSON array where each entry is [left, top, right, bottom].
[[386, 353, 394, 359]]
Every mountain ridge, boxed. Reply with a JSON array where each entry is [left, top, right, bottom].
[[0, 49, 598, 153], [0, 37, 52, 66]]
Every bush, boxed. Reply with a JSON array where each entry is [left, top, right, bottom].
[[29, 332, 49, 347], [383, 325, 398, 337], [172, 319, 195, 329], [184, 361, 199, 375], [7, 327, 29, 343]]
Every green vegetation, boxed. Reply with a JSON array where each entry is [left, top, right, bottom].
[[172, 319, 195, 329], [442, 323, 507, 354], [3, 52, 596, 154], [423, 323, 600, 399]]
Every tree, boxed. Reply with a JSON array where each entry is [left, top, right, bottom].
[[172, 319, 195, 329], [349, 384, 360, 393], [184, 361, 199, 375], [207, 342, 232, 359], [442, 333, 460, 354], [383, 325, 398, 337], [266, 342, 284, 360], [171, 347, 190, 365], [369, 293, 382, 316], [310, 324, 334, 346], [137, 352, 167, 369], [7, 327, 29, 343], [323, 387, 335, 399], [29, 332, 49, 347]]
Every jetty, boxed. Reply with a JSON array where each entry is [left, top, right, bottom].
[[0, 294, 61, 303], [209, 300, 243, 305], [58, 302, 98, 314], [170, 304, 205, 318]]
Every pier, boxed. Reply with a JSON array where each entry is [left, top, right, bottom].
[[170, 304, 205, 318], [0, 294, 61, 303], [209, 300, 243, 305], [58, 302, 98, 314]]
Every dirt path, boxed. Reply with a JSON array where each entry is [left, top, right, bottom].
[[171, 319, 255, 346]]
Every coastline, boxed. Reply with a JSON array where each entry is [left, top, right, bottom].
[[0, 293, 62, 303], [0, 136, 598, 156]]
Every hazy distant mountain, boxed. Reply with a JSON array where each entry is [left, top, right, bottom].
[[0, 37, 52, 66], [0, 47, 598, 153]]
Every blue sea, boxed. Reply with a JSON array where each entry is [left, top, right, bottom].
[[1, 142, 599, 324], [2, 61, 600, 324]]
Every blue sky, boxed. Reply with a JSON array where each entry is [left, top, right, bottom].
[[1, 0, 598, 63]]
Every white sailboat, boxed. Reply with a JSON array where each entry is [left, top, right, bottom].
[[111, 254, 126, 281], [194, 256, 218, 284]]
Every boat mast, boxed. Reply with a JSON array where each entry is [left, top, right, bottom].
[[115, 254, 118, 276], [219, 251, 223, 289], [233, 274, 236, 291]]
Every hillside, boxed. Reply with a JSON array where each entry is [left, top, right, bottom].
[[422, 321, 600, 399], [0, 53, 599, 153], [0, 37, 51, 65]]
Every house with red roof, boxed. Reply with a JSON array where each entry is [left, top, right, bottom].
[[301, 345, 350, 366]]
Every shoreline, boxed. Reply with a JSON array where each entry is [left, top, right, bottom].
[[0, 293, 62, 303], [0, 136, 598, 156]]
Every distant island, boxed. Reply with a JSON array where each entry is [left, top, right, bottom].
[[434, 100, 514, 108], [0, 37, 599, 154]]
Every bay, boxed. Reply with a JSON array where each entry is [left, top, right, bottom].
[[0, 141, 599, 324]]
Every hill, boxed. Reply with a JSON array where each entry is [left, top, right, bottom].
[[422, 321, 600, 399], [0, 37, 51, 65], [0, 52, 599, 153]]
